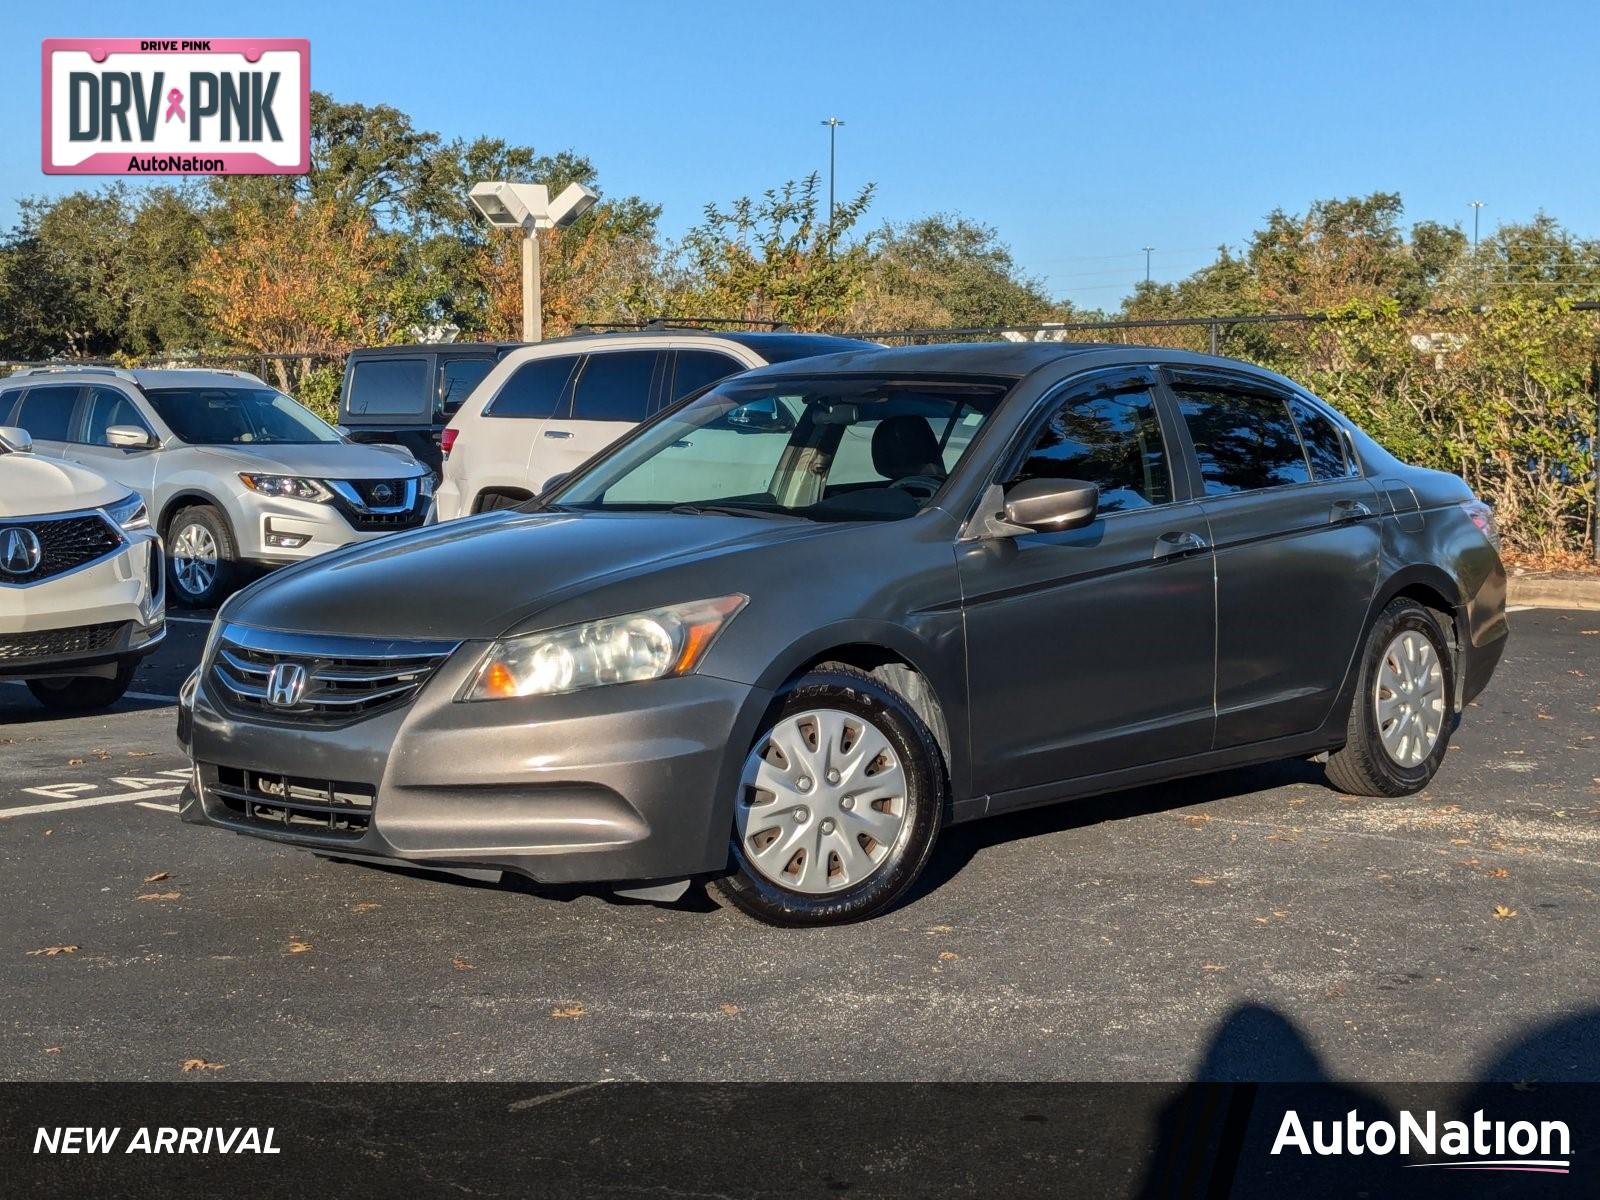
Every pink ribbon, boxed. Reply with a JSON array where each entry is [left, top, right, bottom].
[[164, 88, 185, 123]]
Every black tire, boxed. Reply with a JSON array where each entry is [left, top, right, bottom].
[[711, 666, 946, 926], [27, 660, 138, 712], [165, 504, 238, 608], [474, 491, 530, 514], [1326, 598, 1456, 797]]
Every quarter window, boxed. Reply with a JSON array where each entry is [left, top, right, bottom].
[[570, 351, 660, 423], [487, 357, 576, 419], [1171, 382, 1311, 493], [438, 359, 494, 417], [347, 358, 430, 417], [81, 387, 151, 446], [11, 385, 79, 442], [1013, 386, 1172, 513], [1289, 397, 1353, 480]]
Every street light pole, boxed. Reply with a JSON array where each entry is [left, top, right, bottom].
[[1470, 200, 1485, 250], [820, 117, 844, 231], [521, 230, 541, 343], [1141, 246, 1155, 284]]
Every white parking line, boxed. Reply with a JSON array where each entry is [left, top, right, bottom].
[[135, 801, 180, 813], [0, 785, 184, 819]]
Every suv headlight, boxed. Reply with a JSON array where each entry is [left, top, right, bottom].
[[463, 595, 747, 701], [239, 474, 331, 502], [103, 491, 149, 530]]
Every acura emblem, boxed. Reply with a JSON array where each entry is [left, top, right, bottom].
[[266, 663, 309, 709], [0, 527, 42, 576]]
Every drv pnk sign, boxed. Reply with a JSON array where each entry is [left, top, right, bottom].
[[42, 38, 309, 175]]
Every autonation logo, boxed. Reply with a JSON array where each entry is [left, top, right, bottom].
[[1272, 1108, 1572, 1175]]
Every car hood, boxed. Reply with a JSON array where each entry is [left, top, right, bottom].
[[225, 510, 835, 641], [0, 454, 126, 517], [192, 440, 424, 479]]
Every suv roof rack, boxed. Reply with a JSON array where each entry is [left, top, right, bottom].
[[10, 364, 140, 383]]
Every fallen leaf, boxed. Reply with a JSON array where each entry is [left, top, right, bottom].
[[1494, 905, 1518, 919], [1449, 838, 1472, 846], [1580, 630, 1598, 636], [1488, 867, 1510, 879], [286, 941, 312, 954], [719, 1003, 739, 1016], [180, 1058, 224, 1072], [1190, 877, 1217, 886], [550, 1004, 586, 1019], [26, 945, 79, 957], [1183, 814, 1212, 825], [43, 1046, 62, 1054], [1536, 713, 1554, 721], [939, 951, 960, 961], [350, 902, 381, 914], [91, 750, 110, 761], [1202, 963, 1227, 971], [135, 892, 180, 902], [126, 750, 157, 758], [451, 957, 473, 971], [65, 758, 84, 767], [143, 871, 170, 883], [1253, 916, 1270, 924], [924, 925, 952, 935]]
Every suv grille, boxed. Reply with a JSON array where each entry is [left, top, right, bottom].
[[0, 621, 126, 663], [205, 764, 374, 838], [0, 514, 122, 584], [208, 626, 457, 725], [327, 478, 428, 533]]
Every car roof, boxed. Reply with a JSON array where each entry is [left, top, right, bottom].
[[129, 369, 271, 389], [527, 328, 876, 358], [0, 366, 268, 390], [346, 342, 520, 358]]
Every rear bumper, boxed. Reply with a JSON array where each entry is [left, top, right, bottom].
[[179, 650, 771, 886]]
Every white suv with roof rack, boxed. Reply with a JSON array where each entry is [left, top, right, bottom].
[[434, 329, 874, 520], [0, 366, 433, 607]]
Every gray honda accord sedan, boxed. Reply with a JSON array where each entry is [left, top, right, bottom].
[[178, 342, 1507, 925]]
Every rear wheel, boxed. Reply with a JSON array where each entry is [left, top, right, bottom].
[[1326, 598, 1455, 796], [167, 505, 237, 608], [712, 666, 945, 926], [27, 660, 138, 712]]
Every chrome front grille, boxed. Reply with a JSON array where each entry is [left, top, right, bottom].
[[0, 512, 122, 585], [208, 625, 458, 724]]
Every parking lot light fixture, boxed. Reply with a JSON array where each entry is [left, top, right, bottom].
[[468, 180, 600, 342]]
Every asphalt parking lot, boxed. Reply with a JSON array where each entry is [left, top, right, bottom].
[[1, 607, 1596, 1083]]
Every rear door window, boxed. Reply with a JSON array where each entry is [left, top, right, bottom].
[[570, 351, 661, 423], [12, 385, 80, 442], [1288, 397, 1354, 480], [1170, 380, 1311, 493], [1013, 384, 1172, 513], [486, 356, 576, 419], [347, 358, 430, 418], [670, 350, 745, 403], [438, 358, 495, 418]]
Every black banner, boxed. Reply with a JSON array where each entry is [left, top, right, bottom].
[[3, 1082, 1592, 1197]]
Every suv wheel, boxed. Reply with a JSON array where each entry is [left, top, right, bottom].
[[167, 505, 237, 608], [27, 660, 138, 712], [712, 666, 945, 926], [1326, 598, 1456, 797]]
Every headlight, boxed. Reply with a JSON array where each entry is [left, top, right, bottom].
[[418, 475, 434, 498], [463, 595, 747, 701], [238, 474, 331, 502], [103, 491, 149, 530]]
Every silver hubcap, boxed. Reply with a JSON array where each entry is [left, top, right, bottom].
[[736, 708, 909, 895], [171, 522, 218, 597], [1374, 630, 1445, 767]]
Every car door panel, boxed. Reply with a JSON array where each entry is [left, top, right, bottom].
[[68, 386, 160, 502], [535, 350, 662, 490]]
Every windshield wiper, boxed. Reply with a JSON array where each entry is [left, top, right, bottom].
[[668, 503, 798, 520]]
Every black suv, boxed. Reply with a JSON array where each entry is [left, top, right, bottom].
[[338, 343, 519, 477]]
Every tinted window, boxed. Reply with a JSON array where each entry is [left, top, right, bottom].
[[1289, 397, 1352, 480], [487, 357, 575, 419], [12, 385, 79, 441], [1171, 382, 1310, 493], [145, 387, 340, 445], [347, 358, 429, 418], [671, 351, 744, 403], [571, 351, 659, 423], [81, 387, 151, 445], [1013, 386, 1171, 513], [439, 358, 494, 417]]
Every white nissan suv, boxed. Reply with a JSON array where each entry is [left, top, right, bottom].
[[434, 329, 873, 519], [0, 426, 165, 711]]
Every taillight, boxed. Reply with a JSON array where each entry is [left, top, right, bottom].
[[1460, 499, 1500, 550], [440, 427, 458, 459]]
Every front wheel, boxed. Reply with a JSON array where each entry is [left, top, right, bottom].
[[167, 505, 237, 608], [27, 660, 138, 712], [711, 666, 945, 926], [1326, 598, 1456, 796]]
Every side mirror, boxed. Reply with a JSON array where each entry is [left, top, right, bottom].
[[1002, 477, 1099, 532], [105, 425, 157, 450], [0, 426, 33, 453], [539, 472, 570, 495]]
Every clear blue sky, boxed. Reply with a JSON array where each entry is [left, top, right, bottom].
[[6, 0, 1597, 310]]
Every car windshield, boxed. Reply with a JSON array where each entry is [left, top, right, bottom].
[[550, 375, 1008, 522], [144, 386, 342, 446]]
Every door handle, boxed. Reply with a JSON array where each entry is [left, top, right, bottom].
[[1329, 498, 1374, 523], [543, 430, 573, 440], [671, 439, 693, 449], [1153, 530, 1209, 560]]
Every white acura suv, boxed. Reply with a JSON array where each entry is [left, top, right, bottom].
[[0, 426, 165, 711]]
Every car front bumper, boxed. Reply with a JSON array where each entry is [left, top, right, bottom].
[[0, 533, 165, 677], [178, 642, 772, 886], [228, 486, 432, 565]]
